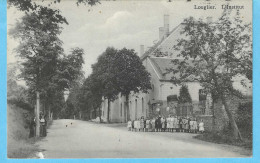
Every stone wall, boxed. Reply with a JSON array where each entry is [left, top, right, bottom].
[[199, 97, 252, 132]]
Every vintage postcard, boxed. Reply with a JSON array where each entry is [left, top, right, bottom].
[[6, 0, 252, 159]]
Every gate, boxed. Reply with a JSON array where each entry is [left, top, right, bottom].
[[177, 103, 193, 117]]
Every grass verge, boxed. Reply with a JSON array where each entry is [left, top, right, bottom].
[[193, 131, 252, 150]]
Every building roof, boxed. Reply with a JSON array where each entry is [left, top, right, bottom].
[[149, 57, 194, 81], [140, 23, 190, 81], [140, 23, 186, 60]]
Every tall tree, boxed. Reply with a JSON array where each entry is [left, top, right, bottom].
[[9, 7, 66, 136], [81, 74, 103, 121], [42, 48, 85, 119], [91, 47, 119, 123], [167, 10, 252, 140], [113, 48, 151, 121], [9, 7, 66, 92], [91, 47, 151, 122], [10, 7, 85, 133]]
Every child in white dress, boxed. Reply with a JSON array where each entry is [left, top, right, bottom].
[[134, 120, 137, 132], [151, 118, 156, 132], [127, 120, 132, 131], [136, 119, 141, 132], [166, 115, 171, 132], [189, 118, 194, 133], [199, 119, 205, 133], [145, 119, 150, 132], [170, 115, 174, 132], [193, 118, 198, 133]]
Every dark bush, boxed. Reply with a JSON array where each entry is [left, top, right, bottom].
[[236, 102, 252, 139]]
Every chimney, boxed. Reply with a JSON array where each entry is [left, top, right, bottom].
[[206, 17, 212, 24], [140, 45, 144, 56], [159, 27, 165, 40], [164, 14, 170, 36]]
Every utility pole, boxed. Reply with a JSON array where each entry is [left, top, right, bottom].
[[36, 91, 40, 137]]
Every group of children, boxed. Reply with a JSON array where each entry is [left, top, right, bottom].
[[127, 115, 205, 133]]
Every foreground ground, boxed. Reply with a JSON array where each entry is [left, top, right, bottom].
[[36, 119, 252, 158]]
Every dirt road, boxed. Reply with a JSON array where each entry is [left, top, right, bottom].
[[37, 119, 251, 158]]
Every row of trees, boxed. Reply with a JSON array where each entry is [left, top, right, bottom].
[[66, 47, 151, 123], [8, 1, 85, 136]]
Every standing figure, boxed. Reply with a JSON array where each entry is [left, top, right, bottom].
[[43, 115, 47, 137], [127, 120, 132, 131], [140, 117, 145, 132], [166, 115, 171, 132], [134, 120, 137, 132], [189, 118, 194, 133], [187, 117, 191, 133], [29, 117, 36, 138], [136, 119, 141, 132], [193, 118, 198, 133], [151, 118, 156, 132], [179, 117, 183, 132], [161, 116, 166, 132], [145, 119, 150, 132], [155, 117, 159, 132], [143, 118, 146, 131], [39, 115, 45, 137], [132, 120, 135, 131], [170, 115, 174, 132], [174, 116, 179, 132], [182, 117, 188, 132], [158, 116, 162, 132], [199, 119, 205, 133]]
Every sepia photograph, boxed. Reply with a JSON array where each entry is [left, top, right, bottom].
[[6, 0, 253, 159]]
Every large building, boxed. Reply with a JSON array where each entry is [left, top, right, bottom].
[[100, 15, 252, 129]]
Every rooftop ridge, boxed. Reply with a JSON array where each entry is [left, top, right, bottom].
[[140, 23, 183, 61]]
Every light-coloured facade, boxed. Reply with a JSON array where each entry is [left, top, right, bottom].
[[100, 15, 251, 123]]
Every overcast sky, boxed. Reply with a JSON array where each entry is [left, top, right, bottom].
[[7, 0, 252, 77]]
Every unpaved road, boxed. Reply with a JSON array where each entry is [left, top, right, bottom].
[[37, 119, 251, 158]]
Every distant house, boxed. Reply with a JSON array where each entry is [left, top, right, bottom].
[[100, 15, 252, 128]]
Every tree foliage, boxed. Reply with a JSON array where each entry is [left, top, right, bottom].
[[9, 7, 65, 93], [92, 47, 120, 102], [10, 7, 84, 118], [114, 48, 151, 97], [77, 47, 151, 122], [7, 63, 33, 111], [166, 10, 252, 140], [8, 0, 100, 12], [178, 85, 192, 104]]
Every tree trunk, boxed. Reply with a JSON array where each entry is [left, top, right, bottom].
[[94, 106, 97, 119], [211, 70, 242, 140], [48, 107, 51, 120], [221, 94, 243, 141], [211, 97, 216, 132], [51, 111, 53, 120], [79, 111, 82, 120], [98, 105, 102, 123], [107, 99, 110, 123], [36, 91, 40, 137], [125, 94, 129, 122]]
